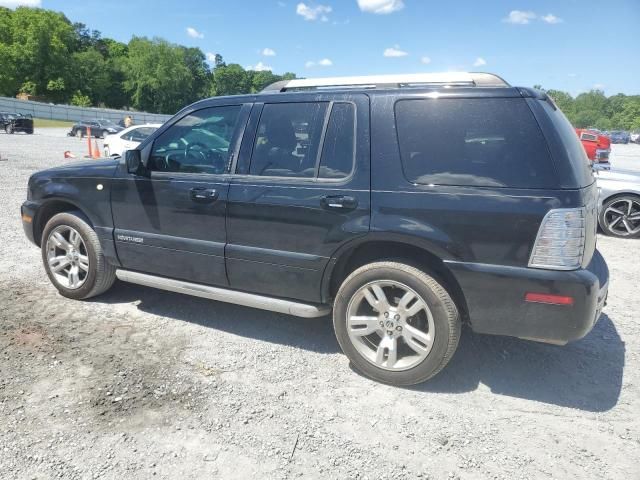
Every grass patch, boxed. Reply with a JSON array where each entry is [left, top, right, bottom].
[[33, 118, 73, 128]]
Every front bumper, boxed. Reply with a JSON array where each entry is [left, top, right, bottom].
[[446, 250, 609, 344], [21, 201, 40, 245]]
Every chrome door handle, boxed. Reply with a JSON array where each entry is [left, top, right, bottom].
[[190, 187, 218, 203], [321, 195, 358, 211]]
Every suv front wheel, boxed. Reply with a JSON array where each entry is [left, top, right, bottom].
[[41, 212, 116, 300], [333, 261, 460, 386]]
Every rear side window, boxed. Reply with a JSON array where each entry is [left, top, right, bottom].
[[249, 102, 328, 177], [540, 101, 593, 187], [395, 98, 556, 188], [319, 103, 355, 179]]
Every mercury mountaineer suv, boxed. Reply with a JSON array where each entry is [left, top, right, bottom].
[[21, 72, 609, 386]]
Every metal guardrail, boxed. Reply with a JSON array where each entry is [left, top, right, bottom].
[[0, 96, 172, 124]]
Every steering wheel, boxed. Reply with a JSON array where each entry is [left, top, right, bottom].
[[185, 142, 209, 163]]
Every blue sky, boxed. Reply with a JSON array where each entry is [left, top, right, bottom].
[[7, 0, 640, 95]]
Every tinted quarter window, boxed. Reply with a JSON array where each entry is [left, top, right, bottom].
[[395, 98, 556, 188], [319, 103, 355, 179], [249, 102, 328, 178], [149, 105, 241, 174], [540, 101, 593, 187]]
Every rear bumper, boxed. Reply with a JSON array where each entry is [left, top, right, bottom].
[[446, 250, 609, 344]]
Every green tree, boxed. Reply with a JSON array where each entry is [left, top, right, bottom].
[[71, 48, 110, 106], [5, 7, 76, 100], [124, 37, 200, 114], [70, 90, 91, 107], [211, 63, 252, 96]]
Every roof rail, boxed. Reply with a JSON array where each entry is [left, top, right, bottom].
[[262, 72, 510, 93]]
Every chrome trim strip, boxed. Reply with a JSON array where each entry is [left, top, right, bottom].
[[115, 270, 331, 318]]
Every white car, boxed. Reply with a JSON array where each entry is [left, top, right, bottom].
[[103, 124, 161, 157]]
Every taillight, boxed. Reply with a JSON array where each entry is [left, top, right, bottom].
[[529, 208, 586, 270]]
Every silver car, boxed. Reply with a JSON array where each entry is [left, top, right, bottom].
[[595, 167, 640, 238]]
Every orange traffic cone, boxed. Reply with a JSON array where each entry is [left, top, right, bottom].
[[92, 140, 101, 159], [64, 151, 76, 159]]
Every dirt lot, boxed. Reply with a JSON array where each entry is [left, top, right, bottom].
[[1, 131, 639, 479]]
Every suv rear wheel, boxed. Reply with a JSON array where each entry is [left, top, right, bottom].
[[41, 212, 116, 300], [333, 261, 460, 385]]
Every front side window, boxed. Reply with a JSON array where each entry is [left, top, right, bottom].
[[249, 102, 328, 177], [395, 98, 556, 188], [149, 106, 241, 174]]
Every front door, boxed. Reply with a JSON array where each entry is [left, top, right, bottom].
[[111, 104, 249, 286], [226, 95, 371, 303]]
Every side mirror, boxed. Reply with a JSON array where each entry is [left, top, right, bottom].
[[125, 149, 143, 175]]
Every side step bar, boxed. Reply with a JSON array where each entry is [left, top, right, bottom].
[[115, 270, 331, 318]]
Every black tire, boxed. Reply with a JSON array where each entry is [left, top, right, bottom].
[[599, 195, 640, 239], [5, 123, 14, 134], [41, 211, 116, 300], [333, 261, 461, 386]]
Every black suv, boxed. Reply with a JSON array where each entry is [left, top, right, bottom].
[[21, 73, 609, 385], [1, 111, 34, 134]]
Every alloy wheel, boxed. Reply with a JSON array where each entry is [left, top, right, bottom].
[[604, 198, 640, 236], [346, 280, 435, 371], [46, 226, 90, 289]]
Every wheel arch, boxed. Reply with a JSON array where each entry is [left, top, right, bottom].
[[322, 235, 469, 323], [34, 199, 94, 247]]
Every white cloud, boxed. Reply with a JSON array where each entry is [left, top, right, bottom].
[[420, 56, 431, 65], [541, 13, 563, 24], [593, 83, 605, 90], [0, 0, 41, 6], [186, 27, 204, 39], [305, 58, 333, 68], [356, 0, 404, 14], [262, 48, 276, 57], [296, 2, 332, 21], [473, 57, 487, 67], [384, 45, 408, 57], [250, 61, 273, 72], [206, 52, 217, 63], [503, 10, 536, 24]]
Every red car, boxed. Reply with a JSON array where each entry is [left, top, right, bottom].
[[575, 129, 611, 165]]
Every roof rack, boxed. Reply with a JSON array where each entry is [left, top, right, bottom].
[[262, 72, 510, 93]]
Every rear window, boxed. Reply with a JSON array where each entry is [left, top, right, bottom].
[[395, 98, 557, 188]]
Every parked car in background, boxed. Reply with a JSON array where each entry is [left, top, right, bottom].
[[576, 128, 611, 166], [595, 166, 640, 238], [609, 130, 630, 144], [68, 119, 123, 139], [630, 130, 640, 143], [103, 124, 161, 157], [21, 73, 609, 386], [0, 112, 34, 134]]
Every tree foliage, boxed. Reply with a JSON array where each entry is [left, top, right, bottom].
[[0, 6, 296, 114], [542, 87, 640, 131]]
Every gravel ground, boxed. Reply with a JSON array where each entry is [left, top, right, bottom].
[[1, 131, 640, 480]]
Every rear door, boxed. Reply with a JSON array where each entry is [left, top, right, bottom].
[[226, 94, 371, 302], [111, 103, 250, 286]]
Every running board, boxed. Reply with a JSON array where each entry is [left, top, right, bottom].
[[115, 270, 331, 318]]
